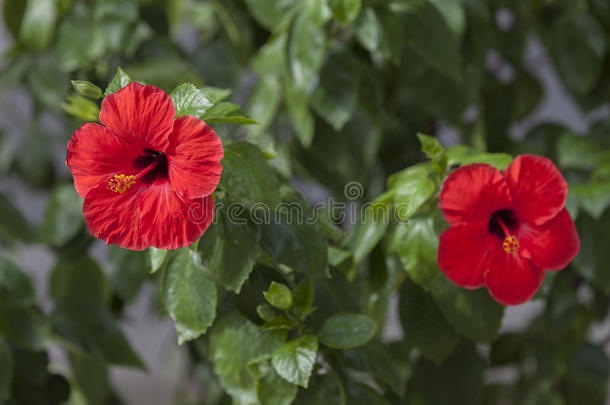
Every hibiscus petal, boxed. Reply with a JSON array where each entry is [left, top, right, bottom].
[[167, 116, 223, 199], [518, 209, 580, 271], [138, 185, 214, 249], [83, 183, 146, 250], [485, 244, 544, 306], [438, 224, 491, 288], [503, 154, 567, 226], [99, 82, 175, 151], [66, 123, 136, 198], [439, 163, 512, 226]]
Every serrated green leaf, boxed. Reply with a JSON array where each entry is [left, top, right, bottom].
[[210, 314, 286, 401], [390, 218, 440, 290], [201, 102, 257, 124], [264, 282, 293, 310], [329, 0, 361, 23], [199, 211, 260, 293], [149, 247, 168, 274], [388, 163, 436, 220], [170, 83, 213, 118], [352, 198, 391, 264], [200, 86, 232, 103], [221, 142, 282, 209], [104, 67, 132, 96], [417, 133, 447, 174], [446, 145, 513, 170], [271, 335, 318, 387], [257, 362, 299, 405], [162, 248, 217, 344], [319, 313, 376, 349]]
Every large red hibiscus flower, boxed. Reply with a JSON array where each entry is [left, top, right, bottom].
[[437, 155, 580, 305], [66, 82, 223, 250]]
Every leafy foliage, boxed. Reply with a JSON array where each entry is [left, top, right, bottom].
[[1, 0, 610, 403]]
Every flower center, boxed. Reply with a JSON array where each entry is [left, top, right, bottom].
[[489, 209, 521, 255], [107, 174, 136, 193], [133, 148, 169, 185], [502, 235, 520, 255]]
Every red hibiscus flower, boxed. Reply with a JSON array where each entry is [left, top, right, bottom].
[[66, 82, 223, 250], [437, 155, 580, 306]]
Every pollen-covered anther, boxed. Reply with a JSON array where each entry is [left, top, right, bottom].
[[107, 174, 136, 193], [502, 235, 520, 255]]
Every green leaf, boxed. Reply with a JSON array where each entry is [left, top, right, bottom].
[[319, 313, 376, 349], [417, 133, 447, 174], [0, 193, 35, 243], [104, 67, 132, 96], [17, 126, 54, 188], [430, 277, 504, 343], [50, 256, 109, 305], [552, 12, 607, 94], [0, 304, 49, 350], [251, 34, 287, 75], [271, 335, 318, 387], [62, 95, 100, 121], [294, 373, 345, 405], [446, 145, 513, 170], [345, 383, 390, 405], [293, 277, 314, 312], [0, 258, 37, 307], [221, 142, 282, 209], [246, 76, 282, 136], [70, 353, 110, 405], [3, 0, 26, 40], [41, 184, 84, 246], [329, 0, 361, 23], [557, 132, 607, 170], [162, 248, 217, 344], [388, 163, 436, 220], [19, 0, 57, 50], [284, 80, 315, 147], [170, 83, 213, 118], [27, 54, 67, 107], [0, 335, 12, 402], [352, 197, 391, 264], [199, 211, 260, 293], [71, 81, 103, 99], [108, 247, 149, 303], [573, 210, 610, 294], [201, 102, 258, 124], [243, 0, 297, 32], [200, 86, 232, 103], [257, 362, 299, 405], [289, 9, 327, 90], [149, 247, 168, 274], [210, 314, 286, 401], [264, 282, 293, 310], [402, 1, 461, 79], [311, 45, 361, 131], [390, 218, 439, 290], [399, 278, 459, 364], [407, 341, 484, 405], [428, 0, 465, 38], [260, 194, 329, 277], [354, 8, 381, 53], [564, 344, 609, 405]]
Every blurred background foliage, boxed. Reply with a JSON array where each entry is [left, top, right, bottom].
[[0, 0, 610, 404]]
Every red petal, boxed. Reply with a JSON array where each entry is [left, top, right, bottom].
[[83, 183, 147, 250], [518, 209, 580, 271], [167, 116, 224, 199], [438, 224, 492, 288], [66, 123, 136, 198], [503, 155, 567, 226], [439, 163, 512, 226], [99, 82, 175, 152], [138, 186, 214, 249], [484, 243, 544, 306]]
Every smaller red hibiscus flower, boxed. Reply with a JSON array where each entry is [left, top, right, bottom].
[[66, 82, 223, 250], [437, 155, 580, 305]]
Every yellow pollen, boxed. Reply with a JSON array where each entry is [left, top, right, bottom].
[[502, 235, 520, 255], [483, 268, 490, 279], [107, 174, 136, 193]]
